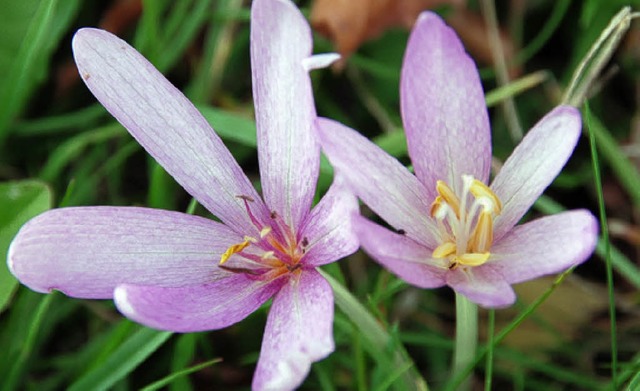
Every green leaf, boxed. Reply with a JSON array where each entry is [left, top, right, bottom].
[[0, 180, 52, 312], [68, 327, 172, 391], [197, 105, 257, 147], [0, 0, 81, 144]]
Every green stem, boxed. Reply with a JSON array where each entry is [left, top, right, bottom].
[[484, 309, 495, 390], [452, 292, 478, 390]]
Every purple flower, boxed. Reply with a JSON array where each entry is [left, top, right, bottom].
[[8, 0, 357, 389], [316, 12, 598, 308]]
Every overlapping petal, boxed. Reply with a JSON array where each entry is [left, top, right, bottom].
[[8, 207, 239, 299], [253, 269, 334, 391], [300, 176, 359, 266], [489, 210, 598, 284], [491, 106, 582, 239], [446, 267, 516, 308], [354, 215, 447, 288], [317, 117, 438, 248], [72, 29, 268, 234], [114, 273, 284, 332], [251, 0, 324, 229], [401, 12, 491, 197]]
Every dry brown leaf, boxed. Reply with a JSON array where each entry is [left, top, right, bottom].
[[310, 0, 516, 72]]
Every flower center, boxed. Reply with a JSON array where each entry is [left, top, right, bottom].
[[430, 175, 502, 270], [218, 196, 307, 278]]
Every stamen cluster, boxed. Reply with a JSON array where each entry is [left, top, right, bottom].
[[430, 175, 502, 270], [219, 196, 308, 278]]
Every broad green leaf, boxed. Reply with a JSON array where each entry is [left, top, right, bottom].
[[0, 180, 52, 312]]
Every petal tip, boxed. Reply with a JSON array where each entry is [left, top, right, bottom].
[[114, 285, 137, 319], [302, 53, 341, 71]]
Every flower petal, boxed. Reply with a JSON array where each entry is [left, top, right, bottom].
[[114, 274, 284, 332], [491, 106, 582, 239], [489, 210, 598, 284], [72, 28, 267, 234], [7, 207, 240, 299], [301, 175, 359, 266], [446, 267, 516, 308], [354, 215, 447, 288], [253, 269, 334, 391], [251, 0, 321, 229], [317, 117, 438, 248], [401, 11, 491, 196]]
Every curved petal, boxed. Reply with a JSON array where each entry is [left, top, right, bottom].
[[354, 215, 447, 289], [114, 273, 284, 332], [317, 117, 438, 248], [72, 29, 268, 234], [253, 269, 334, 391], [489, 210, 598, 284], [492, 106, 582, 239], [446, 267, 516, 308], [401, 11, 491, 197], [251, 0, 321, 229], [7, 207, 240, 299], [300, 175, 359, 266]]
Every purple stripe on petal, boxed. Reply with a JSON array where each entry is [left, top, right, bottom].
[[114, 273, 284, 332], [492, 106, 582, 239], [446, 267, 516, 308], [354, 215, 447, 289], [253, 269, 334, 391], [7, 207, 239, 299], [301, 175, 359, 267], [251, 0, 320, 229], [317, 117, 439, 248], [72, 29, 268, 234], [401, 12, 491, 197], [489, 210, 598, 284]]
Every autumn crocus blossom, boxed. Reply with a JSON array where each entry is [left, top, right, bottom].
[[317, 12, 598, 308], [8, 0, 356, 389]]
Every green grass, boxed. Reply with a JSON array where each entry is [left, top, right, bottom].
[[0, 0, 636, 389]]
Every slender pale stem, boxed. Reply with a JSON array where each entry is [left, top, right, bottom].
[[452, 292, 478, 390]]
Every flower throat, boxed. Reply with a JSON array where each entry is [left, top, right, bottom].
[[218, 196, 307, 278], [430, 175, 502, 270]]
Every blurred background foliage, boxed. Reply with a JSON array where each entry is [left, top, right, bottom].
[[1, 0, 640, 389]]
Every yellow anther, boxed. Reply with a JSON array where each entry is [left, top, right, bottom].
[[469, 179, 502, 215], [220, 239, 251, 265], [432, 241, 457, 259], [469, 211, 494, 253], [260, 226, 272, 238], [456, 252, 490, 267], [429, 196, 444, 218], [436, 180, 461, 217]]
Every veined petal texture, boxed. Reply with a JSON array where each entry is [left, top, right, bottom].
[[72, 28, 267, 234], [317, 117, 438, 248], [489, 210, 598, 284], [251, 0, 321, 229], [8, 207, 240, 298], [114, 274, 284, 332], [401, 12, 491, 197], [353, 215, 447, 289], [301, 175, 359, 266], [492, 106, 582, 239], [253, 269, 334, 391]]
